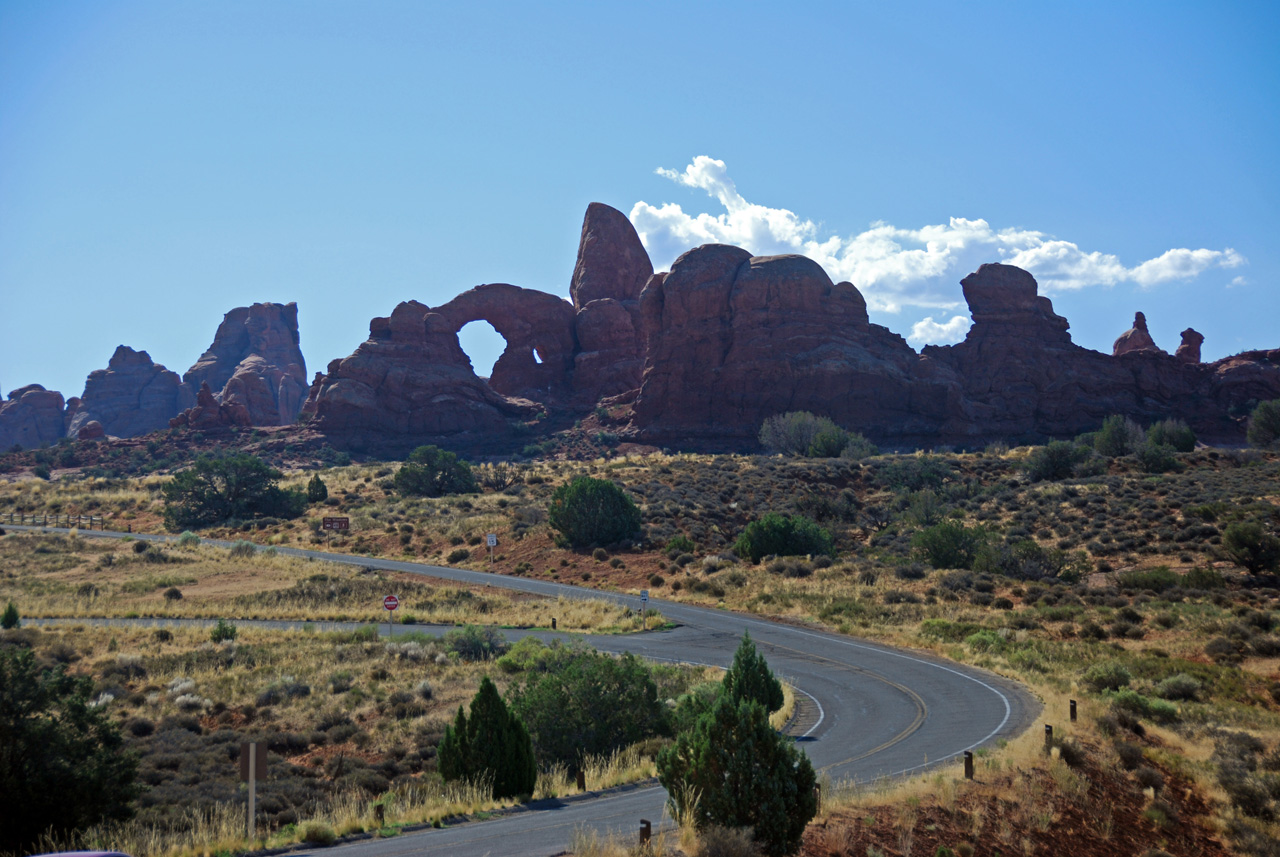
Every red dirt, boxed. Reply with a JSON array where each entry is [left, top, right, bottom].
[[803, 750, 1230, 857]]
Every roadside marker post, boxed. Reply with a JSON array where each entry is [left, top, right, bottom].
[[239, 741, 267, 838], [963, 750, 974, 779], [1044, 724, 1054, 753], [384, 594, 399, 638], [486, 533, 497, 565], [639, 819, 651, 846], [1069, 699, 1077, 722], [640, 589, 649, 631]]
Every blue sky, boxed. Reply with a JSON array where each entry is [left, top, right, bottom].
[[2, 1, 1277, 399]]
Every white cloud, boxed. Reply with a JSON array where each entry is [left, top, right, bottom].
[[631, 156, 1248, 330], [908, 315, 971, 346]]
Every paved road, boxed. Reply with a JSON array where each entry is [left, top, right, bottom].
[[10, 525, 1040, 856]]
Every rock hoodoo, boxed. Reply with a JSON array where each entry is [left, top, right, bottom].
[[184, 302, 308, 425], [1113, 311, 1164, 356], [169, 381, 252, 430], [0, 385, 67, 451], [1176, 328, 1204, 364], [570, 202, 653, 310], [66, 346, 185, 439]]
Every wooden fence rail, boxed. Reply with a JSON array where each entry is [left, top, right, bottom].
[[4, 512, 104, 530]]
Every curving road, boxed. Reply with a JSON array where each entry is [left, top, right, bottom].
[[10, 526, 1040, 856]]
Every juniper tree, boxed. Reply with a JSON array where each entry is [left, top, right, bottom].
[[723, 631, 784, 714], [437, 677, 535, 799]]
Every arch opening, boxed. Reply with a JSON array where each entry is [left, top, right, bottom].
[[457, 320, 506, 381]]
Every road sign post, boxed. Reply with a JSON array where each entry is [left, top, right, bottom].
[[323, 517, 349, 548], [384, 594, 399, 638], [640, 589, 649, 631], [486, 533, 497, 565], [239, 741, 267, 838]]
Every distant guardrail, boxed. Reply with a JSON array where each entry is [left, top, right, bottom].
[[4, 512, 104, 530]]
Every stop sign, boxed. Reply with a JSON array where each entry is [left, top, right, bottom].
[[383, 595, 399, 611]]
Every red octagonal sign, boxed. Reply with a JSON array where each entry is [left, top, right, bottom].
[[383, 595, 399, 611]]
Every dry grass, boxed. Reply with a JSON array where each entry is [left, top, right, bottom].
[[0, 532, 661, 631]]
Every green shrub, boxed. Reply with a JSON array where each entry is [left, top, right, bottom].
[[733, 513, 833, 563], [0, 601, 19, 630], [1183, 566, 1226, 589], [447, 548, 470, 564], [228, 540, 256, 558], [1094, 415, 1145, 457], [393, 446, 477, 497], [306, 474, 329, 502], [1246, 399, 1280, 449], [443, 625, 508, 661], [1083, 662, 1131, 692], [973, 539, 1086, 582], [912, 522, 988, 570], [964, 630, 1006, 653], [210, 619, 237, 643], [1154, 673, 1201, 701], [299, 821, 335, 845], [840, 432, 879, 460], [1222, 521, 1280, 575], [760, 411, 836, 456], [1147, 419, 1196, 452], [547, 476, 642, 548], [1118, 566, 1180, 592], [1111, 688, 1179, 723], [1025, 441, 1089, 481], [510, 648, 669, 767], [1136, 442, 1180, 474], [665, 534, 695, 554], [176, 531, 200, 548]]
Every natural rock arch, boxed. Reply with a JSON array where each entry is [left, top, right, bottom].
[[433, 283, 576, 401]]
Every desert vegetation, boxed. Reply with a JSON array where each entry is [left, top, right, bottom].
[[2, 413, 1279, 855]]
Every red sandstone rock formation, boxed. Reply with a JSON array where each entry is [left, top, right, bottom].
[[1176, 328, 1204, 364], [169, 381, 252, 430], [184, 302, 308, 425], [924, 264, 1280, 443], [76, 420, 106, 440], [570, 202, 653, 310], [311, 300, 540, 446], [633, 245, 939, 445], [67, 346, 185, 439], [569, 204, 653, 403], [433, 284, 576, 401], [0, 385, 67, 450], [1113, 312, 1165, 356]]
